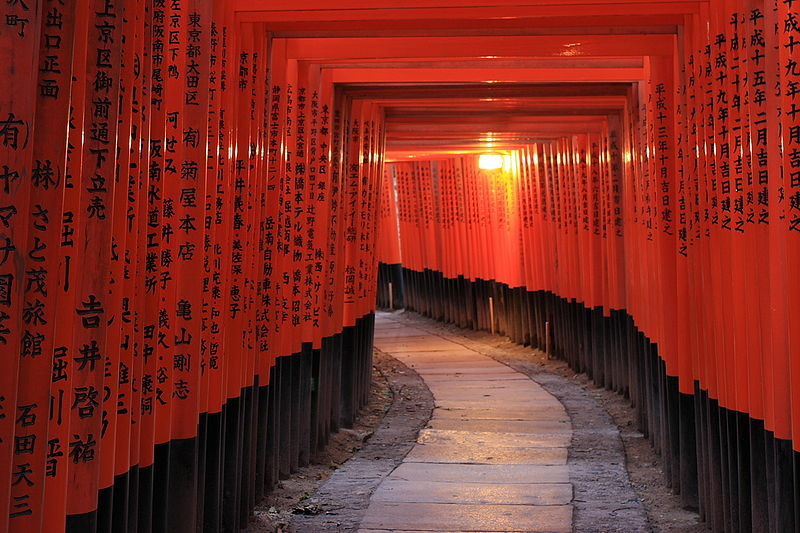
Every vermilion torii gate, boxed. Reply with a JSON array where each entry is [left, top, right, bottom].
[[1, 1, 799, 532]]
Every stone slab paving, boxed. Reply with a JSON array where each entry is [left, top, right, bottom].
[[370, 479, 573, 506], [358, 313, 573, 533], [426, 419, 571, 435]]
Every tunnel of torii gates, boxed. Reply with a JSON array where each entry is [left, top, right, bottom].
[[2, 0, 800, 531]]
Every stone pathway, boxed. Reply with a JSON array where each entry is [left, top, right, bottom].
[[358, 313, 573, 533]]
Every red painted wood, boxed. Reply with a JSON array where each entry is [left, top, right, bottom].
[[2, 0, 800, 527]]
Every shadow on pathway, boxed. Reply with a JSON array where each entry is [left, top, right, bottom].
[[292, 311, 650, 532]]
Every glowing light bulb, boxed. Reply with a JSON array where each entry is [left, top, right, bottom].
[[479, 154, 504, 170]]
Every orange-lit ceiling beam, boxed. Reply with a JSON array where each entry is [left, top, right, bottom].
[[326, 67, 645, 83], [235, 2, 703, 20], [386, 114, 610, 126], [355, 93, 626, 127], [284, 34, 676, 59], [385, 123, 610, 141], [342, 83, 633, 98], [361, 96, 631, 116], [384, 116, 612, 150], [347, 87, 629, 154], [374, 95, 630, 106], [256, 17, 681, 36], [306, 57, 645, 67]]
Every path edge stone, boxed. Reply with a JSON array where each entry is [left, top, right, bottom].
[[392, 311, 652, 533], [289, 349, 434, 532]]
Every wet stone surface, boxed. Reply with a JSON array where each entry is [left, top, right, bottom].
[[289, 311, 700, 532], [389, 311, 706, 533], [288, 344, 434, 532], [355, 313, 575, 533]]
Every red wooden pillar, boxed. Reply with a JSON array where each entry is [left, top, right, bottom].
[[311, 69, 335, 343], [0, 0, 41, 528], [64, 0, 125, 527], [764, 0, 791, 445], [649, 54, 680, 383], [779, 0, 800, 451], [196, 2, 231, 527], [362, 103, 385, 319], [108, 0, 147, 526], [97, 0, 147, 529], [341, 99, 363, 330], [260, 36, 283, 367], [673, 25, 694, 398], [43, 5, 91, 531], [161, 0, 212, 526], [377, 166, 401, 268], [7, 0, 76, 529], [294, 61, 313, 353], [328, 85, 348, 346], [741, 0, 768, 428]]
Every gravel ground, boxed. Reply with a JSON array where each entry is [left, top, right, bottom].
[[246, 349, 434, 532], [393, 311, 710, 533], [248, 310, 710, 533]]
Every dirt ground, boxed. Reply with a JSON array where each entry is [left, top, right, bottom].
[[589, 381, 711, 533], [245, 352, 394, 532], [514, 345, 710, 532], [398, 311, 710, 533], [246, 348, 434, 532], [247, 311, 711, 533]]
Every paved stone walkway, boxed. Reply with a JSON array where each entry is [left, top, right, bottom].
[[358, 313, 573, 533]]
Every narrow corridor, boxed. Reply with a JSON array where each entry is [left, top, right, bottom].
[[358, 313, 572, 532], [3, 0, 798, 530]]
